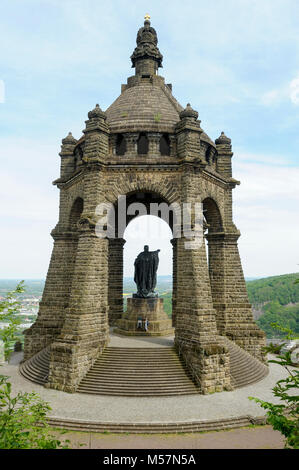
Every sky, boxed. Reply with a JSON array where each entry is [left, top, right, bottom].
[[0, 0, 299, 279]]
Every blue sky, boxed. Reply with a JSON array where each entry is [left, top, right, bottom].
[[0, 0, 299, 278]]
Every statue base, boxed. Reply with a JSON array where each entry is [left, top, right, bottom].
[[114, 297, 174, 336]]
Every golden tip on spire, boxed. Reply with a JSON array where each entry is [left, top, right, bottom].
[[144, 13, 150, 21]]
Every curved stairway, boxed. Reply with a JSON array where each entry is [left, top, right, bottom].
[[19, 337, 269, 395], [223, 338, 269, 388], [19, 346, 50, 385]]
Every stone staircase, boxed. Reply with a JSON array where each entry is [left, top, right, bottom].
[[77, 347, 198, 396], [223, 337, 269, 388], [19, 338, 269, 395], [19, 346, 50, 385]]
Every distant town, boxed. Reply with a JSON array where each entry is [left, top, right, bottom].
[[1, 273, 299, 344]]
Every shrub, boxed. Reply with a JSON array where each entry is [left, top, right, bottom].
[[249, 324, 299, 449], [0, 282, 70, 449]]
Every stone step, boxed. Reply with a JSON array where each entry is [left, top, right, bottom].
[[19, 337, 269, 395], [77, 345, 198, 396], [79, 381, 197, 389], [77, 390, 199, 397], [91, 363, 183, 370], [223, 337, 268, 388], [85, 371, 192, 379], [78, 377, 196, 385]]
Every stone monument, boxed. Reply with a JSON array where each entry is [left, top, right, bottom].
[[133, 245, 159, 298], [115, 246, 174, 336], [22, 15, 267, 394]]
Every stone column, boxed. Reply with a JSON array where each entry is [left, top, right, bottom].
[[108, 238, 126, 325], [45, 222, 109, 393], [148, 132, 161, 156], [206, 231, 266, 362], [171, 238, 177, 328], [124, 133, 139, 156], [59, 133, 77, 180], [169, 135, 176, 157], [109, 134, 117, 155], [215, 132, 233, 178], [23, 230, 78, 361], [174, 235, 231, 394]]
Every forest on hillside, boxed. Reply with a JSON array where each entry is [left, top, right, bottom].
[[246, 273, 299, 338]]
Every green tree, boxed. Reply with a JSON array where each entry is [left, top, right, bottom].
[[0, 282, 69, 449], [0, 281, 24, 360], [249, 323, 299, 449]]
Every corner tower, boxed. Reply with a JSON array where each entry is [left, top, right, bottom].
[[23, 16, 266, 394]]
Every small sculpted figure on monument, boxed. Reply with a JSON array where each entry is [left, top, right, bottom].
[[133, 245, 160, 298]]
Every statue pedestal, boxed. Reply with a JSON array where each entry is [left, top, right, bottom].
[[114, 297, 174, 336]]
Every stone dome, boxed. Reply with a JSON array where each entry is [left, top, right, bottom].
[[105, 79, 182, 134], [74, 16, 216, 149]]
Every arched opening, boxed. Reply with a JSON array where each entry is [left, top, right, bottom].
[[159, 134, 170, 156], [123, 215, 173, 316], [69, 197, 84, 231], [73, 144, 84, 170], [202, 197, 223, 273], [115, 134, 126, 156], [108, 191, 177, 333], [202, 197, 223, 233], [202, 197, 224, 332], [137, 133, 149, 154]]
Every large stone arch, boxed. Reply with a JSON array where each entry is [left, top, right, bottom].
[[107, 186, 180, 326], [104, 174, 181, 208]]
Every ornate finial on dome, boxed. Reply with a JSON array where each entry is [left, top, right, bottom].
[[179, 103, 199, 121], [87, 103, 106, 120], [62, 132, 77, 145], [215, 131, 231, 145], [131, 18, 163, 75]]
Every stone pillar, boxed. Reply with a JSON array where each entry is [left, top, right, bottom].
[[171, 238, 177, 328], [206, 231, 266, 362], [148, 132, 161, 156], [23, 230, 78, 361], [45, 222, 109, 393], [175, 104, 203, 162], [83, 104, 109, 163], [169, 135, 176, 157], [174, 236, 231, 394], [124, 133, 139, 156], [59, 133, 77, 180], [110, 134, 117, 155], [108, 238, 126, 326], [215, 132, 233, 177]]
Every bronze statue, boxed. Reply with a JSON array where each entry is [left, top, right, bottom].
[[133, 245, 160, 298]]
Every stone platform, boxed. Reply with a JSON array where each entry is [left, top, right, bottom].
[[3, 333, 293, 434], [114, 297, 174, 336]]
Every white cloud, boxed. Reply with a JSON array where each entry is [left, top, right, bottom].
[[260, 89, 281, 106], [235, 150, 292, 166], [0, 138, 59, 278], [233, 158, 299, 277]]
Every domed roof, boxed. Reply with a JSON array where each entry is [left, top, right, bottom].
[[105, 80, 182, 133], [74, 18, 216, 149]]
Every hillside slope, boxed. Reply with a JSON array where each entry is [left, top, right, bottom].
[[246, 273, 299, 338]]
